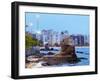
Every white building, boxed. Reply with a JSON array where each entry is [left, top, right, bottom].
[[52, 31, 60, 46], [41, 29, 60, 46]]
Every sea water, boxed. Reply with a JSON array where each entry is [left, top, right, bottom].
[[58, 47, 89, 66], [40, 47, 89, 66], [75, 47, 89, 66]]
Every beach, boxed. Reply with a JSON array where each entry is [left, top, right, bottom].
[[26, 46, 89, 68]]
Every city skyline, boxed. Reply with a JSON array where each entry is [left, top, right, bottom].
[[25, 12, 89, 35], [26, 29, 89, 46]]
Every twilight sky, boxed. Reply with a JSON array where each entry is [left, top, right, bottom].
[[25, 12, 89, 35]]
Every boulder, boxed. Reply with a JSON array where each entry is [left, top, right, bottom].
[[42, 37, 78, 65]]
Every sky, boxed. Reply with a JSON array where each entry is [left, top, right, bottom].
[[25, 12, 89, 35]]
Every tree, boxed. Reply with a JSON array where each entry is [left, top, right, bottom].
[[25, 33, 39, 49]]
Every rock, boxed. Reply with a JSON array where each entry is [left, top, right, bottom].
[[48, 52, 54, 55], [42, 37, 78, 65]]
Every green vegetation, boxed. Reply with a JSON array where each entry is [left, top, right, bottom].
[[25, 33, 39, 49]]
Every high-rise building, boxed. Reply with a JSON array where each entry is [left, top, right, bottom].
[[35, 29, 89, 46], [41, 29, 60, 46], [77, 35, 84, 46], [52, 31, 60, 46], [70, 35, 78, 46], [84, 35, 89, 46], [70, 34, 89, 46], [41, 29, 53, 46]]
